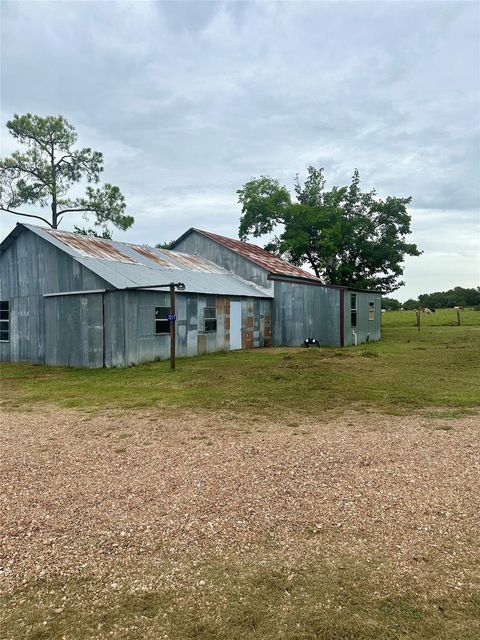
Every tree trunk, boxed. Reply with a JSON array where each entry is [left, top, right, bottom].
[[306, 250, 320, 278], [50, 142, 58, 228]]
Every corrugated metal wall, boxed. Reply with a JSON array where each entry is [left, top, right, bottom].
[[43, 290, 272, 367], [0, 228, 109, 363], [45, 294, 103, 367], [114, 291, 272, 366], [343, 290, 382, 346], [272, 280, 341, 347]]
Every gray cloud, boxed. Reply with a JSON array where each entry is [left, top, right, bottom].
[[1, 0, 479, 300]]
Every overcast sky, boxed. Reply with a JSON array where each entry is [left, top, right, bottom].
[[1, 0, 479, 300]]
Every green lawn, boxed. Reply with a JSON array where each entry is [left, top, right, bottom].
[[1, 308, 479, 416]]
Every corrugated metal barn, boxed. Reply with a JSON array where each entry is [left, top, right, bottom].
[[0, 223, 381, 367]]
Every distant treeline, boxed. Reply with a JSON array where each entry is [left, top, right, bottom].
[[382, 286, 480, 311]]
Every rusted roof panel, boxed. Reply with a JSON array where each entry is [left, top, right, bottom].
[[47, 230, 138, 264], [168, 251, 222, 273], [128, 244, 177, 268], [191, 229, 321, 281], [19, 224, 273, 298]]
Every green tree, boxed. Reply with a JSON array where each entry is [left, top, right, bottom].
[[402, 299, 418, 310], [237, 167, 421, 292], [0, 113, 133, 235], [156, 240, 175, 250], [418, 286, 480, 309], [382, 297, 402, 311], [73, 225, 112, 240]]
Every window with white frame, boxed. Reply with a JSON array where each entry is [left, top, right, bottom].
[[204, 307, 217, 333], [368, 301, 375, 321], [0, 301, 9, 342], [155, 306, 171, 334], [350, 294, 357, 328]]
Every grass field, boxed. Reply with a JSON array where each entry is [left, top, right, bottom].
[[1, 308, 479, 416], [1, 309, 479, 639]]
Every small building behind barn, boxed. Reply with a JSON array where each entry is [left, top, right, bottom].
[[0, 223, 382, 368]]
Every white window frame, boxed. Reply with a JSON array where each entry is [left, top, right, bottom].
[[350, 294, 357, 328], [204, 307, 217, 333]]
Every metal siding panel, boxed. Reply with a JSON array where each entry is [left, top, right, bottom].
[[187, 295, 198, 357], [0, 228, 110, 364], [197, 296, 207, 354], [176, 295, 188, 357], [104, 291, 125, 367], [343, 291, 382, 346], [273, 281, 341, 347], [215, 296, 227, 352], [45, 294, 103, 367]]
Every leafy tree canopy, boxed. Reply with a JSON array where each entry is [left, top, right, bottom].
[[73, 225, 112, 240], [381, 297, 402, 311], [0, 113, 133, 235], [156, 240, 175, 250], [401, 287, 480, 310], [417, 286, 480, 309], [237, 166, 421, 292], [402, 299, 419, 311]]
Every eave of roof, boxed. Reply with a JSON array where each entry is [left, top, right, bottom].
[[0, 223, 24, 255], [268, 275, 384, 294]]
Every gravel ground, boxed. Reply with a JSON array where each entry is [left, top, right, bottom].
[[1, 407, 479, 599]]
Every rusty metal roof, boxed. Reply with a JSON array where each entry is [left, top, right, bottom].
[[168, 251, 221, 273], [47, 229, 138, 264], [14, 224, 272, 298], [186, 228, 322, 281], [127, 244, 175, 268]]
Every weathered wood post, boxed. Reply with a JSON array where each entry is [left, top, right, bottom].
[[457, 308, 461, 326], [416, 309, 421, 331]]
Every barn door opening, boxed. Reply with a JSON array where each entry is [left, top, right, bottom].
[[230, 301, 242, 350]]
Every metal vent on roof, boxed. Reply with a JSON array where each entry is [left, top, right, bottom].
[[48, 230, 138, 264]]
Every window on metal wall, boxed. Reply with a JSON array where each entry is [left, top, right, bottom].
[[350, 294, 357, 327], [204, 307, 217, 333], [155, 306, 171, 334], [368, 301, 375, 321], [0, 301, 9, 342]]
